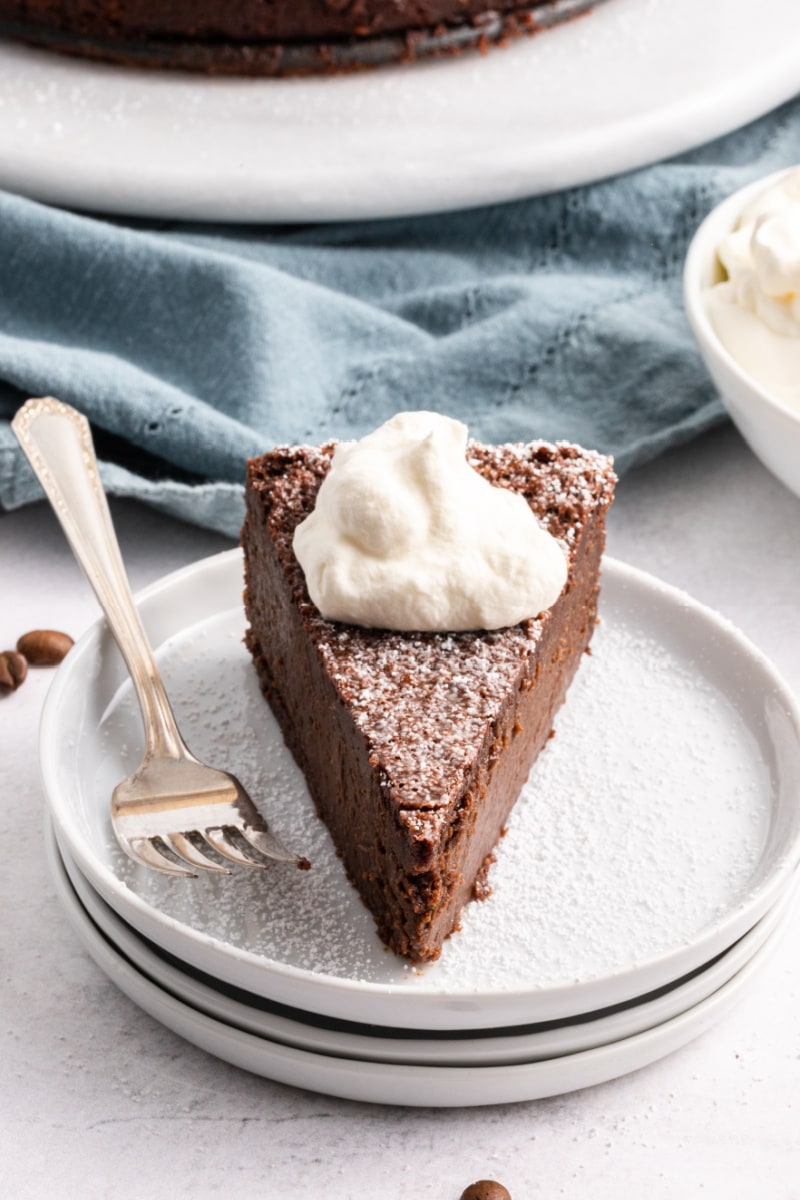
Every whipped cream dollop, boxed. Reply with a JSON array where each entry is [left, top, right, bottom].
[[293, 412, 567, 633], [705, 167, 800, 410]]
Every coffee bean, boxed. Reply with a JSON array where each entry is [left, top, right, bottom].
[[0, 650, 28, 693], [460, 1182, 512, 1200], [16, 629, 74, 666]]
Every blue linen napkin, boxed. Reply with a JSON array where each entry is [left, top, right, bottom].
[[1, 98, 799, 538]]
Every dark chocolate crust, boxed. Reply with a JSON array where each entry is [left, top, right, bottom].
[[242, 438, 615, 961], [0, 0, 604, 74]]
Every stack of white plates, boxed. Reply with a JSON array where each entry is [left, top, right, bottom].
[[41, 551, 800, 1107]]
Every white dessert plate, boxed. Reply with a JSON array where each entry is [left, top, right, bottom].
[[39, 549, 800, 1031], [46, 821, 790, 1107], [52, 822, 799, 1068], [1, 0, 799, 221]]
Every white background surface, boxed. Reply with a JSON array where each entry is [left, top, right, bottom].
[[0, 0, 799, 220], [2, 420, 800, 1197]]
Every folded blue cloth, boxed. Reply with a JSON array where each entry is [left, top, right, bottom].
[[1, 98, 799, 537]]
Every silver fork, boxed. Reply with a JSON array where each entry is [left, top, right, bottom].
[[13, 397, 308, 878]]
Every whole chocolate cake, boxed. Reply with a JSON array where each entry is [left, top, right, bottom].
[[0, 0, 604, 74], [242, 430, 615, 961]]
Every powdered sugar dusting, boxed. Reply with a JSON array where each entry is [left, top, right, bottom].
[[89, 565, 779, 995], [322, 624, 537, 807], [434, 623, 770, 987]]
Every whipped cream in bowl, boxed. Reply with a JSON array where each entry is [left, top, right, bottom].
[[684, 166, 800, 501], [293, 411, 568, 632], [704, 167, 800, 410]]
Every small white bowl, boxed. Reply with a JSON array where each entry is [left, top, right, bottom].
[[684, 167, 800, 501]]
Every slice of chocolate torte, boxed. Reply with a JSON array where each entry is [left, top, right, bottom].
[[242, 428, 615, 962]]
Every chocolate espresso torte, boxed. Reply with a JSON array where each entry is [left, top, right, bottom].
[[0, 0, 606, 74], [242, 434, 615, 962]]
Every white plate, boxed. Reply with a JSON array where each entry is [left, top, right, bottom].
[[52, 823, 799, 1068], [1, 0, 799, 221], [40, 549, 800, 1030], [46, 822, 790, 1107]]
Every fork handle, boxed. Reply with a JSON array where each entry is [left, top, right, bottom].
[[12, 398, 187, 761]]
